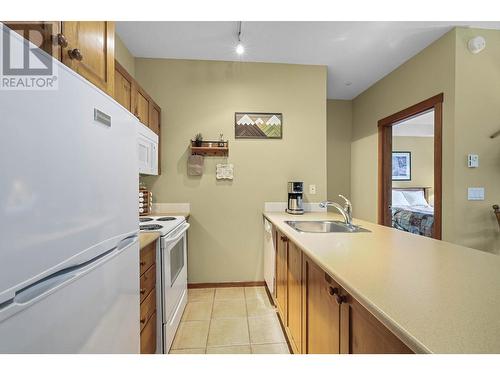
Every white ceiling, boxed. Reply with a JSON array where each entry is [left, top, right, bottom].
[[116, 21, 500, 99], [393, 110, 434, 137]]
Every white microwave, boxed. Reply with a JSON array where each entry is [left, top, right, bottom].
[[137, 122, 159, 175]]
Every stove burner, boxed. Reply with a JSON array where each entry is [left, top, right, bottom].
[[140, 224, 163, 231], [157, 217, 176, 221], [139, 217, 153, 222]]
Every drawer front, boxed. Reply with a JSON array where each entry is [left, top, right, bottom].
[[140, 287, 156, 332], [140, 311, 157, 354], [140, 242, 156, 275], [140, 265, 156, 303]]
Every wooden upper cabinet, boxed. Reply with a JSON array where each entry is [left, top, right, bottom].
[[275, 231, 288, 324], [340, 290, 413, 354], [149, 103, 161, 135], [2, 22, 62, 60], [114, 61, 133, 111], [287, 241, 302, 353], [133, 87, 150, 125], [61, 21, 115, 96], [303, 256, 341, 354]]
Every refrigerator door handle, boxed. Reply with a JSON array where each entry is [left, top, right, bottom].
[[0, 235, 138, 322]]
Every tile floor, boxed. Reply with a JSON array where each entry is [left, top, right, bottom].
[[169, 287, 290, 354]]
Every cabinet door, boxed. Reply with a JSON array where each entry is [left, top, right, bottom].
[[275, 231, 288, 324], [133, 87, 150, 126], [114, 61, 133, 111], [61, 21, 115, 96], [149, 102, 161, 135], [340, 291, 413, 354], [287, 241, 302, 353], [2, 21, 62, 60], [303, 256, 341, 354]]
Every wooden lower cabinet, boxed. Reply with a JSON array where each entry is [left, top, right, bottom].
[[140, 241, 157, 354], [287, 241, 302, 353], [275, 231, 288, 324], [303, 256, 341, 354], [340, 293, 413, 354], [271, 224, 413, 354]]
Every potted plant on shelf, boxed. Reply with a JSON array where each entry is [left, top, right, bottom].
[[194, 133, 203, 147]]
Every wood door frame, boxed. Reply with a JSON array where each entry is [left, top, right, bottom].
[[378, 93, 443, 240]]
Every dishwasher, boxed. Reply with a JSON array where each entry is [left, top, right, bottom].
[[263, 218, 276, 297]]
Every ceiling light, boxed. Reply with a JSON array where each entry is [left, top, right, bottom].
[[236, 43, 245, 55], [236, 21, 244, 55]]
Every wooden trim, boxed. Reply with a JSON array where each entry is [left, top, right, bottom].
[[187, 281, 266, 289], [378, 93, 443, 240], [378, 93, 444, 127], [433, 102, 443, 240]]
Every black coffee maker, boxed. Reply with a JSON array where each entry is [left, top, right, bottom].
[[286, 181, 304, 215]]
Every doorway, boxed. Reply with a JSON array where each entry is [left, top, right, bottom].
[[378, 94, 443, 240]]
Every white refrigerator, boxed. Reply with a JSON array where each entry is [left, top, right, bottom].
[[0, 25, 140, 353]]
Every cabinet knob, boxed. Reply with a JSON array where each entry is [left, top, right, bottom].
[[68, 48, 83, 61], [328, 286, 338, 296], [335, 294, 346, 304], [140, 261, 146, 266], [140, 288, 146, 295], [140, 318, 146, 324], [56, 33, 68, 47], [280, 236, 288, 242]]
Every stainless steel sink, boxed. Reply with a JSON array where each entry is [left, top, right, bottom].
[[285, 220, 371, 233]]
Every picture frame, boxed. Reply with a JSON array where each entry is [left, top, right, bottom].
[[234, 112, 283, 139], [392, 151, 411, 181]]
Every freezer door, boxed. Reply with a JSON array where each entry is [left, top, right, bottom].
[[0, 237, 140, 353], [0, 26, 139, 304]]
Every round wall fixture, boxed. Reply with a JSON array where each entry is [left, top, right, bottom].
[[468, 36, 486, 54]]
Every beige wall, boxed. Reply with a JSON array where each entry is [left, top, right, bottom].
[[137, 59, 327, 282], [351, 27, 500, 254], [351, 29, 457, 242], [327, 100, 352, 200], [115, 34, 136, 77], [453, 28, 500, 253], [392, 136, 434, 205]]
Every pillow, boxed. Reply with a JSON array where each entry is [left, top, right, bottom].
[[392, 190, 410, 206], [402, 190, 429, 206]]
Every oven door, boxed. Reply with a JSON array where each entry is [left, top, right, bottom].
[[160, 222, 189, 323]]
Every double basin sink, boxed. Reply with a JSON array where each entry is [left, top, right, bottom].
[[285, 220, 370, 233]]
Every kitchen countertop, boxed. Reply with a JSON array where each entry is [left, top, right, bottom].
[[263, 211, 500, 354], [139, 232, 160, 249]]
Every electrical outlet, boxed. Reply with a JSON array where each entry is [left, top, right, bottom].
[[309, 184, 316, 194]]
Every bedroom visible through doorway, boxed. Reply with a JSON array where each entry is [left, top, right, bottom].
[[378, 93, 443, 240], [392, 111, 435, 237]]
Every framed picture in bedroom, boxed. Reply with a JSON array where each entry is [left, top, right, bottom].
[[234, 112, 283, 139], [392, 151, 411, 181]]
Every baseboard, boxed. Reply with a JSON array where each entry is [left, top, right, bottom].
[[188, 281, 266, 289]]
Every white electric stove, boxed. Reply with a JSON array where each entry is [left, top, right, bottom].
[[139, 215, 189, 353]]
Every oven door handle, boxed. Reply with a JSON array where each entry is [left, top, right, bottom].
[[162, 222, 190, 246]]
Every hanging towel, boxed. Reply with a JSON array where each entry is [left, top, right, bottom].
[[188, 154, 204, 176]]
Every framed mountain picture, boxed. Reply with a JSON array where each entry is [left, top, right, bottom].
[[234, 112, 283, 139]]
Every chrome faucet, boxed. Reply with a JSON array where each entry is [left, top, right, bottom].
[[320, 195, 353, 226]]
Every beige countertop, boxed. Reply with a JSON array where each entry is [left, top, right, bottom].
[[139, 232, 160, 249], [263, 211, 500, 354]]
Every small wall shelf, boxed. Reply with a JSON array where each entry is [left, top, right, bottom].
[[191, 140, 229, 156]]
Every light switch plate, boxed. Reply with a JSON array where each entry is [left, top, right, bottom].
[[468, 154, 479, 168], [468, 187, 485, 200], [309, 184, 316, 194]]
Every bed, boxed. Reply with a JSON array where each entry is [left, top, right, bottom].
[[391, 187, 434, 237]]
